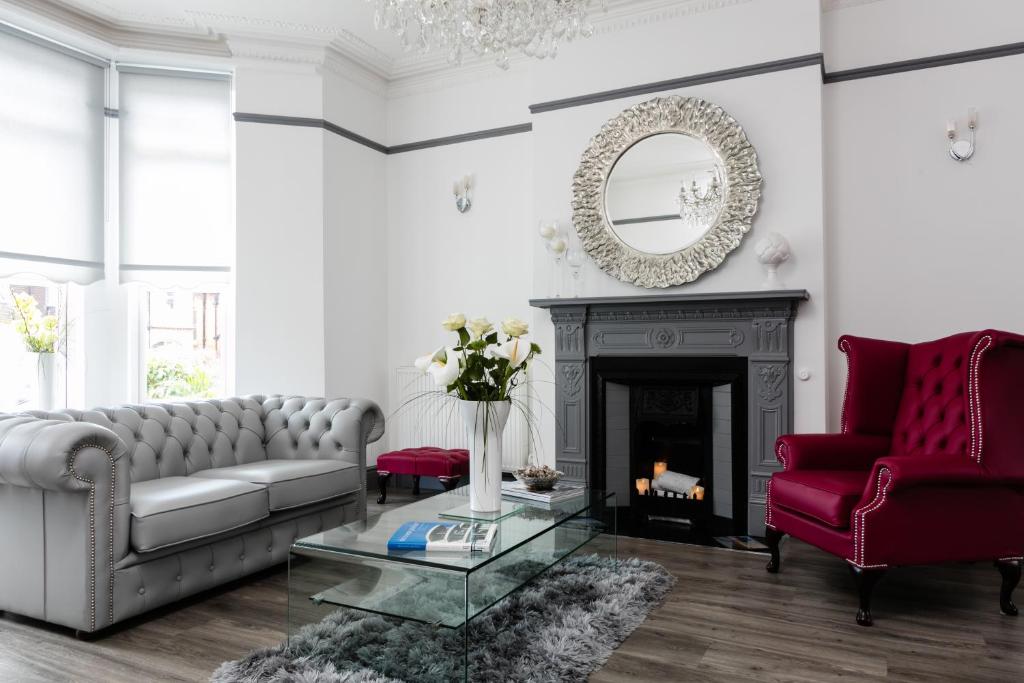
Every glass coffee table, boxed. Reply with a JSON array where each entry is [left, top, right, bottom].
[[288, 486, 615, 682]]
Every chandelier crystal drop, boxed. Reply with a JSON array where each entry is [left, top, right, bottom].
[[369, 0, 604, 69], [677, 170, 725, 230]]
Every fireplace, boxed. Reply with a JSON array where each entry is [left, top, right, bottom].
[[530, 290, 808, 537], [592, 356, 747, 544]]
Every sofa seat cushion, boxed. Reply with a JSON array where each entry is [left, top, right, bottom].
[[772, 470, 870, 529], [130, 477, 268, 552], [191, 459, 359, 511]]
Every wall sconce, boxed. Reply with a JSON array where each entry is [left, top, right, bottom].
[[453, 174, 473, 213], [947, 108, 978, 161]]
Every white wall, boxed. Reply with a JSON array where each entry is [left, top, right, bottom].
[[235, 120, 327, 396], [823, 0, 1024, 71], [379, 0, 827, 469], [384, 132, 534, 437], [823, 23, 1024, 428]]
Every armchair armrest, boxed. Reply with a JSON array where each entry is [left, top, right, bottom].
[[0, 415, 129, 632], [868, 454, 1022, 493], [775, 433, 891, 472]]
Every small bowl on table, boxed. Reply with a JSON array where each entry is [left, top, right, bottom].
[[513, 467, 563, 492]]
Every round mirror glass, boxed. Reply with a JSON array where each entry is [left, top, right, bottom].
[[604, 132, 726, 255]]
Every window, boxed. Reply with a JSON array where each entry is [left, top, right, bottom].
[[0, 25, 106, 285], [0, 22, 235, 410], [142, 287, 228, 401]]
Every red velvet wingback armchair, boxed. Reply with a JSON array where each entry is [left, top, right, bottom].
[[765, 330, 1024, 625]]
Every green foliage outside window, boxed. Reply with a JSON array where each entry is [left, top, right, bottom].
[[146, 357, 214, 400]]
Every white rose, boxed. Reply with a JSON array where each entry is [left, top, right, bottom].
[[441, 313, 466, 331], [549, 237, 567, 254], [538, 222, 557, 239], [501, 317, 529, 337], [466, 318, 493, 339]]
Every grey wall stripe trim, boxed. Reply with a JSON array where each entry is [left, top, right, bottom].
[[0, 251, 103, 269], [823, 40, 1024, 83], [528, 53, 824, 114], [233, 113, 531, 155], [387, 123, 533, 154], [120, 264, 231, 272], [104, 108, 119, 119]]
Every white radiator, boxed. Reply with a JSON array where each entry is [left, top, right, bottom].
[[392, 366, 532, 471]]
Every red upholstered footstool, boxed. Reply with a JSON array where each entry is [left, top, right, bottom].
[[375, 447, 470, 504]]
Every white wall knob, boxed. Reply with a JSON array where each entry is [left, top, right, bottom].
[[797, 368, 811, 381]]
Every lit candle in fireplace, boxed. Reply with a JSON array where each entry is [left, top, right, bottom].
[[692, 485, 705, 500], [653, 461, 668, 479], [636, 478, 650, 495]]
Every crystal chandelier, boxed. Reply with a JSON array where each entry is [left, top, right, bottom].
[[677, 170, 724, 230], [369, 0, 603, 69]]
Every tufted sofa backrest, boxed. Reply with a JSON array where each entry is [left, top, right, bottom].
[[25, 394, 385, 483], [889, 332, 974, 458], [30, 396, 268, 482]]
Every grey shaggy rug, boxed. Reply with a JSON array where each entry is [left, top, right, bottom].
[[212, 554, 674, 683]]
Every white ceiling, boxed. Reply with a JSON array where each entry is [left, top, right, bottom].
[[19, 1, 884, 83]]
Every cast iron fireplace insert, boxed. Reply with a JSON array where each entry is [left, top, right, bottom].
[[590, 356, 748, 545]]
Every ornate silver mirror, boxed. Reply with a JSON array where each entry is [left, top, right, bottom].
[[572, 96, 762, 288]]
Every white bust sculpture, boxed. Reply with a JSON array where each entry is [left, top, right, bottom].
[[754, 232, 791, 289]]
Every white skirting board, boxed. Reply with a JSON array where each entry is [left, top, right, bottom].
[[391, 366, 531, 471]]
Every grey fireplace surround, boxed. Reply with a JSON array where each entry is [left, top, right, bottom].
[[531, 290, 809, 535]]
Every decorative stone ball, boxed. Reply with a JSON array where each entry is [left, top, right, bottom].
[[754, 232, 791, 267]]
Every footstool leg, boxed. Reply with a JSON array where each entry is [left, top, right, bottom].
[[377, 471, 391, 504], [439, 476, 461, 492], [412, 475, 421, 496]]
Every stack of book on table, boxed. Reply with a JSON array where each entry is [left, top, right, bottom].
[[386, 521, 497, 553], [501, 480, 585, 507]]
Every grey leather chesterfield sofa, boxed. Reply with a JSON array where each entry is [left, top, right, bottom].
[[0, 394, 383, 635]]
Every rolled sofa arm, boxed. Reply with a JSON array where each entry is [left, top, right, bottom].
[[0, 414, 129, 632], [258, 395, 386, 518]]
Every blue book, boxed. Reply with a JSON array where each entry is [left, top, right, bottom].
[[387, 521, 497, 552]]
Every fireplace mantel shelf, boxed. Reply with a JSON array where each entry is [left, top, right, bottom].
[[529, 289, 809, 309]]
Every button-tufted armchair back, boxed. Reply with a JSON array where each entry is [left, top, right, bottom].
[[27, 395, 385, 483], [889, 333, 974, 457]]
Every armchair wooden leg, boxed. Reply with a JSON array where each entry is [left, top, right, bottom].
[[996, 560, 1021, 616], [377, 471, 391, 505], [849, 565, 886, 626], [765, 528, 784, 573]]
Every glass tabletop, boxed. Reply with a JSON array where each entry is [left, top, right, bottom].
[[288, 486, 615, 636], [292, 486, 612, 573]]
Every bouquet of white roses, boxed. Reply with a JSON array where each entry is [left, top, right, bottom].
[[414, 314, 540, 402]]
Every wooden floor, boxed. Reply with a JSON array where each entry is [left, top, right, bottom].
[[1, 488, 1021, 682]]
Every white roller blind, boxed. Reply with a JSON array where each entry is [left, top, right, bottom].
[[119, 68, 232, 286], [0, 25, 106, 284]]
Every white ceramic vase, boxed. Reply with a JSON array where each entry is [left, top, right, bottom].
[[35, 352, 56, 411], [459, 399, 511, 513]]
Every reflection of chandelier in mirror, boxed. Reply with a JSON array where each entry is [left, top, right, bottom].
[[677, 170, 724, 230], [368, 0, 603, 69]]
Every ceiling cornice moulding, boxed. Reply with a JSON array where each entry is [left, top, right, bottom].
[[3, 0, 230, 57]]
